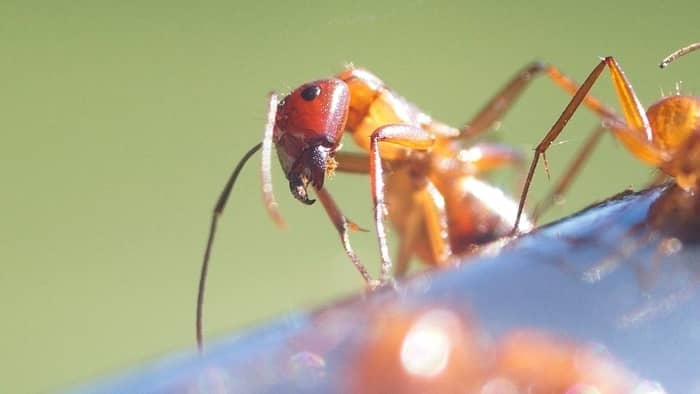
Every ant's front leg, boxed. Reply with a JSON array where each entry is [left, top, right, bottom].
[[314, 187, 377, 287], [369, 124, 435, 283]]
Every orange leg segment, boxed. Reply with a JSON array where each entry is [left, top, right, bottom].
[[335, 151, 451, 277], [394, 203, 423, 277], [460, 62, 548, 139], [369, 124, 435, 282], [393, 184, 451, 277], [334, 151, 371, 174], [459, 60, 614, 141]]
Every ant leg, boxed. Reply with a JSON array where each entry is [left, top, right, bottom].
[[513, 57, 666, 233], [335, 151, 397, 177], [460, 58, 645, 142], [530, 61, 656, 221], [601, 58, 653, 141], [419, 182, 452, 263], [334, 151, 451, 276], [334, 151, 370, 174], [460, 62, 548, 138], [512, 59, 610, 233], [461, 60, 621, 221], [457, 61, 617, 225], [395, 183, 452, 275], [394, 207, 422, 277], [548, 58, 658, 158], [314, 187, 377, 286], [460, 60, 618, 140], [370, 124, 435, 283], [334, 156, 452, 275], [531, 124, 606, 222], [529, 59, 673, 222], [545, 64, 619, 120]]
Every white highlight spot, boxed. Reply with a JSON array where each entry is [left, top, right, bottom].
[[400, 309, 458, 378], [631, 380, 667, 394]]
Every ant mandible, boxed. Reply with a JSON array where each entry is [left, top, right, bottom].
[[513, 42, 700, 230], [196, 61, 593, 350]]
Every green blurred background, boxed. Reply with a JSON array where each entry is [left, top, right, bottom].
[[1, 1, 697, 392]]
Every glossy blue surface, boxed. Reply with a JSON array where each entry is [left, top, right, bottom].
[[74, 185, 700, 393]]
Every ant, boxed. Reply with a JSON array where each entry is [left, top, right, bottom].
[[513, 42, 700, 231], [195, 61, 602, 350]]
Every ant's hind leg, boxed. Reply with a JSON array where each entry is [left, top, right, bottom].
[[513, 58, 666, 233], [460, 62, 548, 139], [531, 124, 606, 222]]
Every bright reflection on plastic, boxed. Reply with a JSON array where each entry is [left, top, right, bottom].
[[399, 309, 459, 378], [288, 351, 326, 387]]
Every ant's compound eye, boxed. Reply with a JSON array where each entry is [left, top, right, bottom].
[[300, 85, 321, 101]]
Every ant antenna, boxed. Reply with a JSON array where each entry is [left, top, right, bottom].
[[196, 142, 261, 351], [659, 42, 700, 68], [196, 93, 281, 351]]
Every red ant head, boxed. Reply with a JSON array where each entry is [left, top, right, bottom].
[[196, 80, 349, 349], [274, 79, 350, 204]]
